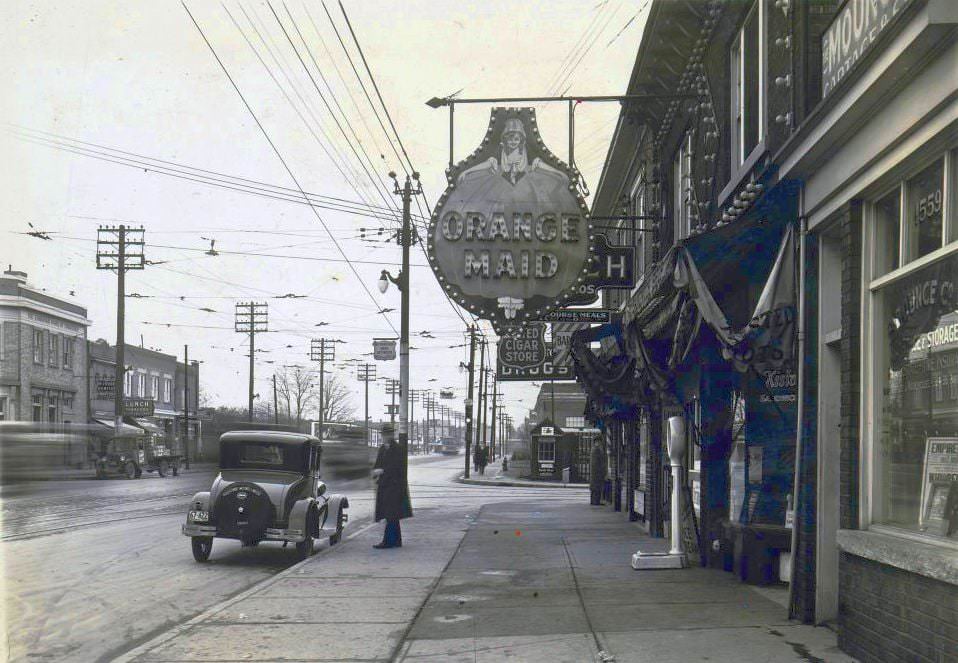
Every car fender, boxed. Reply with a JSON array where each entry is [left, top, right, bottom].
[[189, 491, 211, 512], [288, 497, 316, 534], [320, 494, 348, 535]]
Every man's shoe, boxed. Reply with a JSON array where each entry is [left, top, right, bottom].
[[373, 542, 397, 549]]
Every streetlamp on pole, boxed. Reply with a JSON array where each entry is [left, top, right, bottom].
[[379, 171, 422, 482]]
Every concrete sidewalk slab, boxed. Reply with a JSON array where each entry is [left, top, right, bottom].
[[397, 500, 857, 663], [118, 503, 473, 663]]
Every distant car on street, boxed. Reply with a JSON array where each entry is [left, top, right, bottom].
[[434, 437, 461, 455], [182, 431, 349, 561]]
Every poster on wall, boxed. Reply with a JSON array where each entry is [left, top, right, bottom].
[[426, 107, 594, 333], [919, 437, 958, 536]]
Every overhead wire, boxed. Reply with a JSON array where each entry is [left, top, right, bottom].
[[6, 124, 425, 222], [332, 1, 480, 336], [228, 3, 384, 216], [182, 2, 399, 336]]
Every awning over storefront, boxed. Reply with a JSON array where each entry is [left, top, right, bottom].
[[621, 218, 797, 385], [133, 418, 165, 435], [91, 418, 143, 438], [570, 322, 646, 423]]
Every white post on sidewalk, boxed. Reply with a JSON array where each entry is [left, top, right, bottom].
[[631, 416, 690, 569]]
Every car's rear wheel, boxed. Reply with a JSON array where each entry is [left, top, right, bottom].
[[124, 462, 137, 480], [192, 536, 213, 562], [158, 459, 169, 477], [296, 535, 314, 559], [329, 505, 345, 545]]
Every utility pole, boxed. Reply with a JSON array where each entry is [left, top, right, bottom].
[[489, 373, 498, 462], [357, 363, 377, 446], [408, 388, 424, 453], [235, 302, 268, 422], [477, 340, 487, 456], [463, 326, 477, 479], [381, 171, 422, 479], [272, 374, 278, 424], [96, 225, 145, 434], [310, 338, 335, 443], [184, 344, 191, 469], [383, 378, 399, 426]]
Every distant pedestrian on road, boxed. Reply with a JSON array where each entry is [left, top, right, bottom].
[[372, 424, 412, 549], [590, 439, 607, 506], [473, 444, 481, 473]]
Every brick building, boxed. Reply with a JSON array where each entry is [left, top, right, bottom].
[[569, 1, 957, 660], [88, 339, 201, 458], [0, 268, 90, 444]]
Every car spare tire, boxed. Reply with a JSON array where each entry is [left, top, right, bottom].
[[215, 482, 273, 543]]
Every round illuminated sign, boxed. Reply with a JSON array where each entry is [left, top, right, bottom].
[[427, 108, 593, 333]]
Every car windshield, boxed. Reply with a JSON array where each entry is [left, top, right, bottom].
[[220, 441, 304, 472]]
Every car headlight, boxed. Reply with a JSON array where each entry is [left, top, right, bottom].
[[119, 455, 126, 461]]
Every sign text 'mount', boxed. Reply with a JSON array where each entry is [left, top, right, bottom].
[[427, 107, 594, 333]]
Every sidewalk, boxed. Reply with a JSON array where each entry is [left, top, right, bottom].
[[397, 501, 855, 662], [118, 498, 855, 663], [458, 462, 589, 489]]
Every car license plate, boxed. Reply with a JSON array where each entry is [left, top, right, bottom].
[[188, 510, 209, 523]]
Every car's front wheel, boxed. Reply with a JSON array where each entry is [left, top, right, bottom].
[[191, 536, 213, 562], [124, 462, 137, 480]]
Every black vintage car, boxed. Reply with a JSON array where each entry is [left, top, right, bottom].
[[182, 431, 349, 561]]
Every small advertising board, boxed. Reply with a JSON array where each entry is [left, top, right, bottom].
[[373, 338, 397, 361], [920, 437, 958, 536]]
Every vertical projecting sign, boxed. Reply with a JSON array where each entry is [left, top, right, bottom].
[[427, 108, 594, 333]]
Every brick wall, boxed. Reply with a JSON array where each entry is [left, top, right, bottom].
[[838, 553, 958, 662]]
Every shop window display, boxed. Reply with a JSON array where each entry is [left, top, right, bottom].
[[875, 252, 958, 539]]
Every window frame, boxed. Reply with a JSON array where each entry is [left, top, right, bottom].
[[728, 0, 767, 182], [62, 337, 73, 370], [32, 392, 43, 422], [33, 329, 43, 364], [672, 130, 694, 243], [48, 334, 59, 368], [861, 145, 958, 548], [538, 439, 556, 463]]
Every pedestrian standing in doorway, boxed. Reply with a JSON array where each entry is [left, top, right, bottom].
[[590, 439, 607, 505], [372, 424, 412, 548]]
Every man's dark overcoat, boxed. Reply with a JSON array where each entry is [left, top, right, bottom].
[[589, 442, 607, 489], [373, 440, 413, 522]]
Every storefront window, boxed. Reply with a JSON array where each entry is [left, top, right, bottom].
[[874, 152, 956, 279], [873, 252, 958, 539], [32, 393, 43, 422], [874, 189, 901, 275], [905, 159, 945, 262], [538, 440, 555, 462]]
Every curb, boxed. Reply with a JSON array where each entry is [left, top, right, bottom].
[[457, 475, 588, 489]]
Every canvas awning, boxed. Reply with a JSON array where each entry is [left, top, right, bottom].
[[91, 418, 144, 438], [620, 218, 797, 381], [133, 418, 165, 435]]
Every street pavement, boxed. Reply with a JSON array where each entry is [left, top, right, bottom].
[[114, 462, 856, 663]]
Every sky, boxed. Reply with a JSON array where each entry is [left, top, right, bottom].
[[0, 0, 647, 431]]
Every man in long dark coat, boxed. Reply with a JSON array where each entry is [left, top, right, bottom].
[[590, 439, 607, 505], [372, 425, 412, 548]]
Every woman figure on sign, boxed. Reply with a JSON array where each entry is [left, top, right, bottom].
[[456, 118, 568, 187]]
